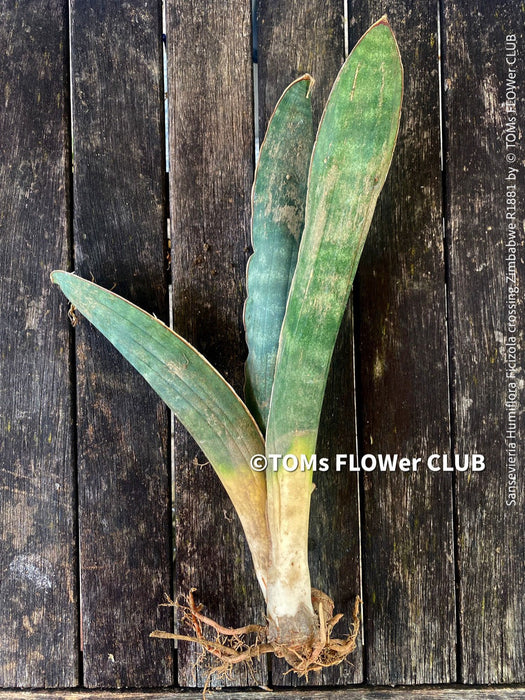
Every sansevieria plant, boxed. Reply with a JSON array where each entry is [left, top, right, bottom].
[[52, 17, 403, 674]]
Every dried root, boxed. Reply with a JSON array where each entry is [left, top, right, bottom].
[[151, 588, 361, 686]]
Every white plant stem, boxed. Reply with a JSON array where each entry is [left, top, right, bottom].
[[264, 465, 318, 645]]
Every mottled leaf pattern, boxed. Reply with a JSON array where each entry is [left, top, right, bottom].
[[244, 75, 314, 432]]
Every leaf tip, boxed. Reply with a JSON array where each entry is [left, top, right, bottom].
[[50, 270, 65, 286], [368, 15, 396, 38], [288, 73, 315, 99], [304, 73, 315, 99]]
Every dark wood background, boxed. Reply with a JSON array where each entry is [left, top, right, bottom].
[[0, 0, 523, 693]]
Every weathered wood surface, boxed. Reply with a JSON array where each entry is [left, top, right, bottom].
[[353, 1, 455, 685], [0, 0, 523, 693], [0, 1, 78, 687], [442, 0, 525, 684], [70, 0, 173, 688], [0, 687, 523, 699], [166, 0, 266, 688], [256, 0, 363, 686]]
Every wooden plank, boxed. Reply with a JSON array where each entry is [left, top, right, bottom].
[[442, 0, 525, 684], [166, 0, 266, 688], [256, 0, 345, 126], [352, 2, 456, 685], [0, 687, 524, 700], [256, 0, 363, 687], [0, 1, 78, 688], [69, 1, 173, 687]]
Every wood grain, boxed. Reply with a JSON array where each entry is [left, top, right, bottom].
[[166, 0, 266, 688], [1, 0, 524, 692], [0, 0, 78, 687], [256, 0, 363, 686], [257, 0, 345, 127], [0, 686, 523, 699], [442, 0, 525, 684], [70, 0, 173, 687], [352, 1, 456, 684]]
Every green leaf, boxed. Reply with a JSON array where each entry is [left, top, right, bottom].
[[262, 19, 403, 622], [51, 271, 270, 594], [244, 75, 314, 432], [267, 17, 403, 459]]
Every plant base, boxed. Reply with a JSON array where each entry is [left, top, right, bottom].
[[151, 588, 361, 687]]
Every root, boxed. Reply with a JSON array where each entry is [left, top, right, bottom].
[[151, 588, 361, 684]]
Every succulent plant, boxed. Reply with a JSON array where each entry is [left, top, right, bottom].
[[52, 16, 403, 674]]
